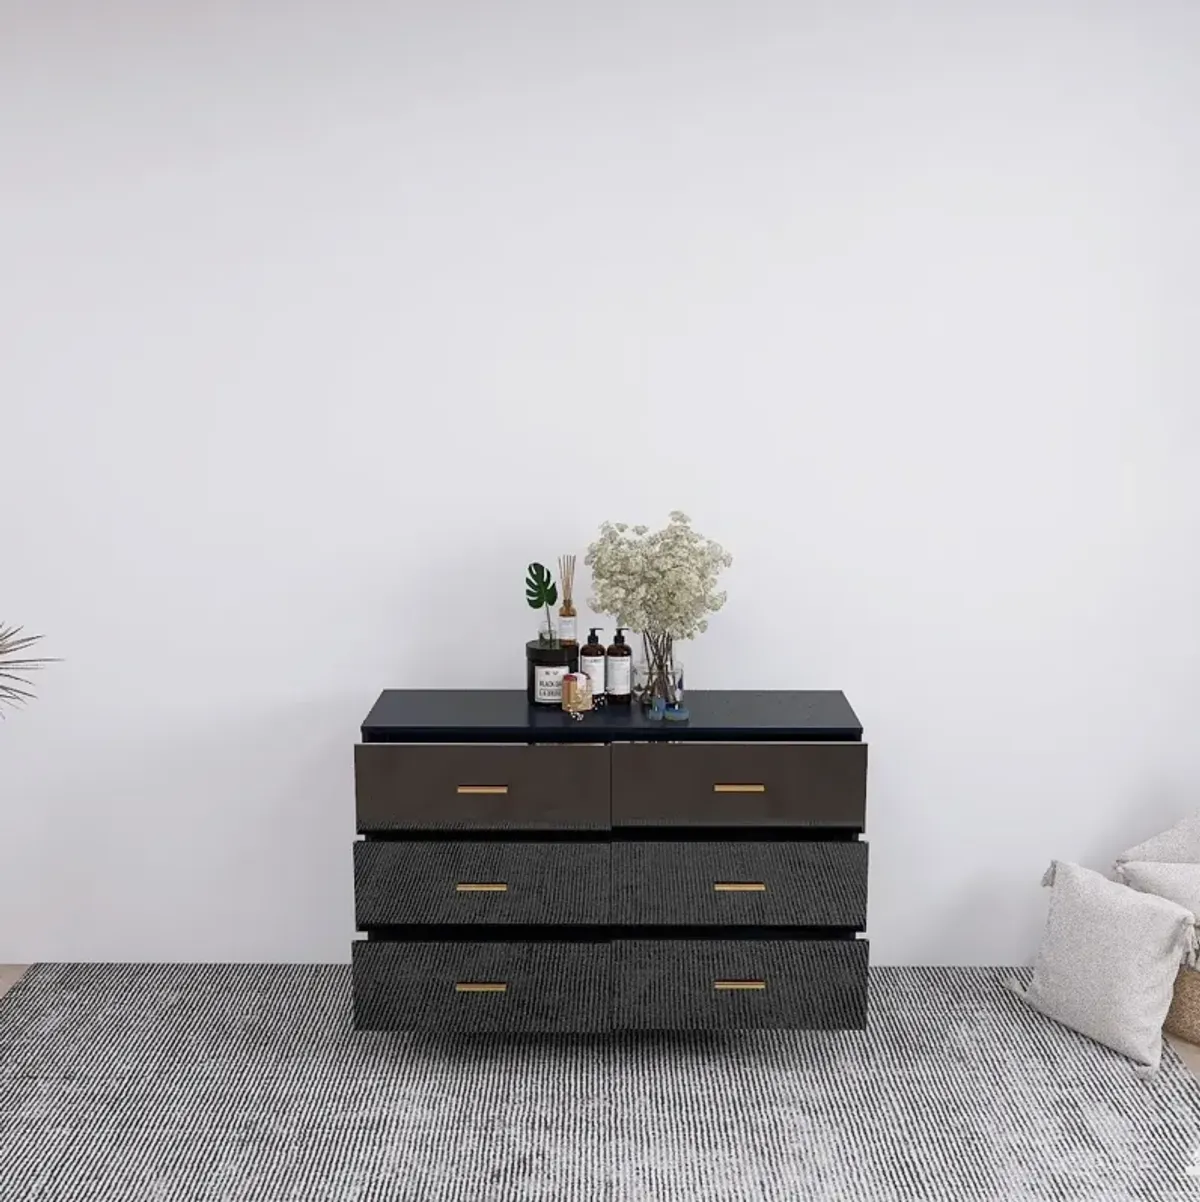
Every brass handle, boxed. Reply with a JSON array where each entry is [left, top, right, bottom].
[[455, 982, 507, 993], [713, 784, 766, 794], [456, 785, 508, 795], [714, 980, 767, 991], [713, 882, 766, 892], [456, 883, 508, 892]]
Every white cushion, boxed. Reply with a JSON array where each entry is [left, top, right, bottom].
[[1007, 860, 1197, 1072], [1115, 860, 1200, 918], [1116, 810, 1200, 864]]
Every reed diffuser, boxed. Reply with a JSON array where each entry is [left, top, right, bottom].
[[557, 554, 578, 646]]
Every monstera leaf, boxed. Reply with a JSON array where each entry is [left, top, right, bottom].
[[525, 563, 558, 610]]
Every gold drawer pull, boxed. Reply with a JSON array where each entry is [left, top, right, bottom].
[[714, 979, 767, 991], [713, 783, 766, 793], [455, 982, 507, 993], [456, 785, 509, 795], [713, 882, 766, 892], [456, 882, 508, 892]]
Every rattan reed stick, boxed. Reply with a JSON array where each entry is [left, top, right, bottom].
[[558, 554, 576, 605]]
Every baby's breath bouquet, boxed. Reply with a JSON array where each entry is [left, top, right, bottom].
[[585, 512, 731, 708]]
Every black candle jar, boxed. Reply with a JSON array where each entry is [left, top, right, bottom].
[[525, 640, 580, 707]]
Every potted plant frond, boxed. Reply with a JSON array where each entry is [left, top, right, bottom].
[[0, 624, 56, 715]]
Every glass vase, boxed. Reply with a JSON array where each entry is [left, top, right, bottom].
[[640, 632, 685, 718]]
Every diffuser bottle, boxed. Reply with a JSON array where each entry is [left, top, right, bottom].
[[605, 627, 632, 706], [557, 554, 578, 645], [558, 600, 577, 646]]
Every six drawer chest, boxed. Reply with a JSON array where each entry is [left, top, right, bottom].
[[352, 689, 869, 1032]]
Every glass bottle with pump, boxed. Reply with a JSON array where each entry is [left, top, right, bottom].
[[606, 627, 633, 705], [579, 627, 606, 707]]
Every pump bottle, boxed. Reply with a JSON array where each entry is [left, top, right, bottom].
[[605, 627, 633, 705], [580, 628, 607, 706]]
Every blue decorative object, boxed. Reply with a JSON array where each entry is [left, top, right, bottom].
[[647, 696, 666, 721], [664, 705, 690, 722]]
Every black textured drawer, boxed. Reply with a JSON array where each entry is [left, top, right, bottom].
[[354, 841, 609, 927], [611, 938, 868, 1031], [612, 841, 867, 927], [352, 940, 610, 1032]]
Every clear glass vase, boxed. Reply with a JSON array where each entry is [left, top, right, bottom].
[[638, 632, 684, 716]]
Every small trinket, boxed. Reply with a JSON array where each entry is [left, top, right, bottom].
[[561, 671, 594, 717]]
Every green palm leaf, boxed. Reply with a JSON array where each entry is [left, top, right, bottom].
[[0, 624, 58, 714]]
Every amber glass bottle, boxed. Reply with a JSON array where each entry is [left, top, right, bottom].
[[558, 599, 577, 645], [606, 627, 632, 705], [557, 554, 577, 645], [580, 627, 606, 706]]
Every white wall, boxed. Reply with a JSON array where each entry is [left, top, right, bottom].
[[2, 0, 1198, 965]]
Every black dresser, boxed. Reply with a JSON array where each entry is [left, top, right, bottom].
[[352, 689, 869, 1032]]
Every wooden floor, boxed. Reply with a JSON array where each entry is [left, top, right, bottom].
[[1, 964, 1199, 1074]]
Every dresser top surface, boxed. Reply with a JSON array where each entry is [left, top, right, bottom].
[[361, 689, 862, 743]]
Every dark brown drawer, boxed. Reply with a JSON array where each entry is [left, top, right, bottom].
[[612, 841, 867, 927], [351, 939, 610, 1032], [611, 938, 868, 1030], [355, 744, 610, 832], [354, 841, 609, 926], [611, 743, 866, 828]]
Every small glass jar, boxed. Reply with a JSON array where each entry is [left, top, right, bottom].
[[561, 671, 594, 717]]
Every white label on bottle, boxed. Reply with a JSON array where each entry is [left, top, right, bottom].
[[559, 615, 577, 643], [534, 664, 569, 703], [606, 656, 631, 696], [580, 654, 606, 697]]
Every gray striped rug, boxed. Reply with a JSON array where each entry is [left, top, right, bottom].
[[1, 964, 1197, 1201]]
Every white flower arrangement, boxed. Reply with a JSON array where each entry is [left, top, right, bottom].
[[585, 511, 731, 706]]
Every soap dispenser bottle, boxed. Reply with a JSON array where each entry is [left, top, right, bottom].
[[580, 627, 607, 707], [606, 627, 633, 706]]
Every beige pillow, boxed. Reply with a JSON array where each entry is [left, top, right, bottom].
[[1116, 810, 1200, 865], [1007, 860, 1197, 1074], [1116, 860, 1200, 917]]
